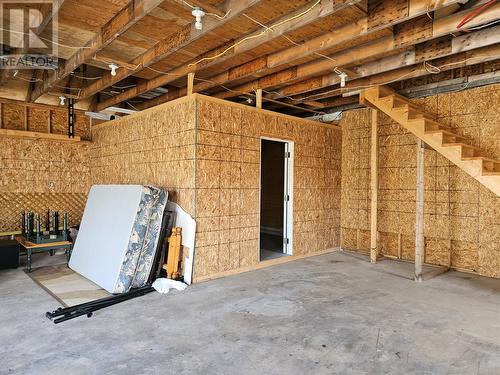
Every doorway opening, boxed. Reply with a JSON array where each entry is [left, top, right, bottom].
[[259, 138, 293, 261]]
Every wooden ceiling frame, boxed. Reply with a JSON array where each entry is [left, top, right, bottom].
[[29, 0, 166, 103], [93, 0, 357, 111], [133, 0, 467, 110], [293, 44, 500, 115], [267, 28, 500, 105], [80, 0, 265, 103], [211, 2, 500, 101]]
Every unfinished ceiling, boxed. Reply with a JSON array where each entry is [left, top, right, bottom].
[[0, 0, 499, 117]]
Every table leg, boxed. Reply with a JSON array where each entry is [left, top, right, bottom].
[[27, 249, 32, 273], [65, 246, 72, 263]]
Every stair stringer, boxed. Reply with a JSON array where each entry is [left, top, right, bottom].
[[360, 86, 500, 197]]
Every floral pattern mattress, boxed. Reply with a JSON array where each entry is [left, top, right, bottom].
[[69, 185, 168, 294]]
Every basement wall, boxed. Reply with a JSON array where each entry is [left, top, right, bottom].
[[89, 96, 197, 216], [88, 94, 342, 281], [340, 84, 500, 278], [0, 101, 91, 233], [193, 96, 342, 280]]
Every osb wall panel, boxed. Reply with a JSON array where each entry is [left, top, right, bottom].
[[341, 84, 500, 278], [1, 101, 91, 140], [193, 96, 342, 279], [89, 98, 197, 216], [0, 138, 90, 232]]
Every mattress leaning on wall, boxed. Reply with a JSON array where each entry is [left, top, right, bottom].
[[69, 185, 168, 294]]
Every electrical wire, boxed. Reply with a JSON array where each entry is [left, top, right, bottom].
[[112, 83, 137, 89], [146, 66, 184, 77], [188, 0, 322, 66], [291, 54, 500, 103], [181, 0, 231, 20], [125, 101, 140, 111], [71, 72, 103, 80], [456, 0, 497, 30], [462, 18, 500, 31]]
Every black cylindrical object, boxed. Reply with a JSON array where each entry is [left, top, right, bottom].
[[45, 208, 50, 233], [36, 213, 41, 234], [52, 211, 59, 235], [27, 212, 33, 237], [63, 212, 68, 232], [21, 210, 25, 235]]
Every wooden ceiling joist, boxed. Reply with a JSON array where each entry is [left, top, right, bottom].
[[213, 2, 500, 100], [299, 44, 500, 106], [35, 0, 66, 38], [82, 0, 265, 105], [94, 0, 359, 111], [29, 0, 165, 103], [136, 0, 468, 110], [275, 25, 500, 103]]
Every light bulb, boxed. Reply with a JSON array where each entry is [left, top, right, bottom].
[[339, 72, 348, 88], [192, 8, 205, 31], [109, 63, 118, 76], [59, 96, 66, 106]]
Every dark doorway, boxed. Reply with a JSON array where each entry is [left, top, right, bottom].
[[260, 139, 290, 261]]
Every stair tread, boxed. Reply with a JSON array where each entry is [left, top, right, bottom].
[[462, 156, 499, 162], [425, 129, 465, 137], [441, 142, 477, 148]]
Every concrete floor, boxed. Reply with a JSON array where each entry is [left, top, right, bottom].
[[1, 251, 500, 375]]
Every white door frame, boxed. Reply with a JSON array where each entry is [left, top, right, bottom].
[[259, 137, 294, 257]]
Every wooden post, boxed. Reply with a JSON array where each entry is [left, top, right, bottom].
[[256, 88, 263, 109], [47, 109, 52, 133], [187, 72, 195, 95], [415, 139, 425, 281], [24, 106, 29, 131], [370, 109, 379, 263]]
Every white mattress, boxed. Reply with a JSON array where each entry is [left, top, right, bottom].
[[68, 185, 170, 294]]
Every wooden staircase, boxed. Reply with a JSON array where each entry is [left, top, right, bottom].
[[360, 86, 500, 197]]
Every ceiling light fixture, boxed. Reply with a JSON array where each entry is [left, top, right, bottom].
[[192, 7, 206, 30], [109, 63, 119, 76], [338, 72, 348, 88], [59, 96, 66, 106]]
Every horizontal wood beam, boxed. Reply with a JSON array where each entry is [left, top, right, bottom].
[[282, 25, 500, 102], [214, 2, 500, 99], [0, 128, 81, 142], [85, 0, 265, 107], [30, 0, 164, 102], [314, 44, 500, 103], [94, 0, 356, 110]]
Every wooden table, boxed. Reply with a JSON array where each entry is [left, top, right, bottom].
[[15, 236, 73, 273]]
